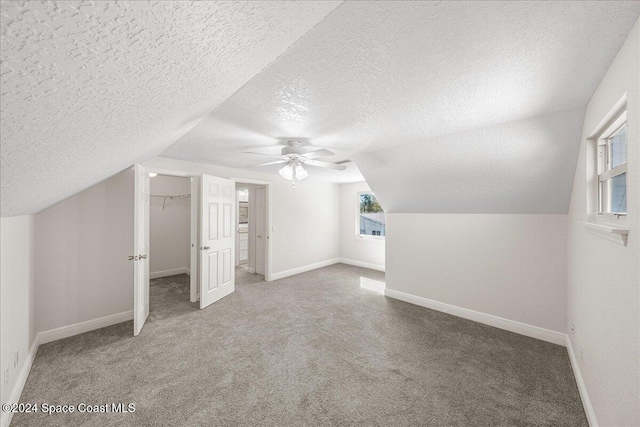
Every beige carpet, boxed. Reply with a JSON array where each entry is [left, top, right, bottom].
[[11, 264, 586, 426]]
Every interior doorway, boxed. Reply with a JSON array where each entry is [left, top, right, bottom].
[[148, 174, 197, 320], [234, 179, 271, 283], [133, 167, 270, 336]]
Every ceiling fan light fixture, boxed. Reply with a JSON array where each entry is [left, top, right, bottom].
[[295, 164, 308, 180], [279, 164, 293, 180]]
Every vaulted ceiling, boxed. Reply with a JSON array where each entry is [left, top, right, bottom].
[[2, 1, 639, 216]]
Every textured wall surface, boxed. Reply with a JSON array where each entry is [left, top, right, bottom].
[[567, 19, 639, 426], [164, 1, 639, 196], [354, 108, 585, 213], [0, 1, 340, 216]]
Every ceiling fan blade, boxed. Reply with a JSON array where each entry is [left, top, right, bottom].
[[251, 160, 288, 167], [243, 151, 283, 158], [301, 159, 347, 171], [303, 149, 335, 159]]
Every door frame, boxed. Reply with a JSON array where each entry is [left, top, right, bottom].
[[145, 167, 200, 302], [230, 177, 272, 281]]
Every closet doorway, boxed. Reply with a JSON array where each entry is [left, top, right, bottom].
[[234, 178, 270, 283], [147, 173, 198, 321]]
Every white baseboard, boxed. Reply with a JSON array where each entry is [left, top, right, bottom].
[[38, 311, 134, 345], [150, 267, 188, 279], [566, 336, 598, 427], [185, 268, 190, 276], [270, 258, 340, 281], [339, 258, 385, 272], [384, 288, 566, 346], [1, 337, 39, 427]]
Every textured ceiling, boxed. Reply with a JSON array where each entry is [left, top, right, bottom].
[[0, 0, 340, 216], [163, 1, 640, 203], [2, 1, 639, 216], [354, 108, 585, 214]]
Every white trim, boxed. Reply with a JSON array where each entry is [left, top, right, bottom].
[[339, 258, 385, 272], [229, 177, 270, 185], [145, 167, 199, 178], [185, 267, 191, 276], [588, 93, 627, 138], [384, 288, 566, 346], [579, 221, 628, 246], [270, 258, 340, 281], [1, 337, 39, 427], [566, 336, 598, 427], [230, 177, 272, 281], [38, 311, 134, 345], [150, 267, 189, 279]]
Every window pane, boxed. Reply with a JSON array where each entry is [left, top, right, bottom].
[[359, 193, 385, 237], [609, 123, 626, 169], [611, 173, 627, 213]]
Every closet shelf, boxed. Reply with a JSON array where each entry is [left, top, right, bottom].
[[151, 194, 191, 210]]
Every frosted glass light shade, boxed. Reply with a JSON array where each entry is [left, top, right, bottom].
[[279, 164, 293, 180], [295, 165, 308, 180]]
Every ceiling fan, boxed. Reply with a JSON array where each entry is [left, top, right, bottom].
[[244, 140, 346, 186]]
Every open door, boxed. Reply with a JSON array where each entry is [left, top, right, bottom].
[[200, 174, 235, 309], [133, 164, 150, 335]]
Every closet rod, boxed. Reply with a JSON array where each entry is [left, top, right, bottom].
[[150, 194, 191, 210]]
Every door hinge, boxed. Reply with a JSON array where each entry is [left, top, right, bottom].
[[128, 256, 139, 261], [139, 254, 147, 260]]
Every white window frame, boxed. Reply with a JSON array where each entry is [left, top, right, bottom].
[[356, 191, 385, 240], [596, 110, 627, 221]]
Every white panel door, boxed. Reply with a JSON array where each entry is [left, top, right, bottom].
[[133, 164, 150, 336], [255, 187, 266, 276], [200, 174, 235, 309]]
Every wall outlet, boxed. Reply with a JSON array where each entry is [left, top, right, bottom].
[[14, 350, 19, 367], [571, 324, 575, 335], [3, 367, 9, 386]]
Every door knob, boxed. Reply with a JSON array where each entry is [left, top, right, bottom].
[[201, 246, 210, 250]]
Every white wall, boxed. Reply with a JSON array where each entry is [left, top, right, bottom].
[[35, 168, 134, 332], [567, 19, 639, 427], [386, 214, 568, 335], [143, 157, 340, 276], [150, 175, 190, 276], [339, 181, 385, 271], [0, 215, 35, 413]]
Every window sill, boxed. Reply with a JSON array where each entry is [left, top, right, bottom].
[[356, 235, 385, 241], [579, 221, 629, 246]]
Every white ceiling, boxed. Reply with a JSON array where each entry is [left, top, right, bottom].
[[0, 0, 340, 216], [162, 1, 639, 196], [354, 108, 585, 214], [2, 1, 639, 216]]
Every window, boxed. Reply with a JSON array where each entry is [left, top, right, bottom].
[[358, 192, 385, 238], [597, 112, 627, 215]]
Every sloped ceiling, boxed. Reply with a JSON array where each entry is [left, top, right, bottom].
[[163, 0, 639, 206], [354, 108, 585, 214], [2, 1, 639, 216], [0, 0, 340, 216]]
